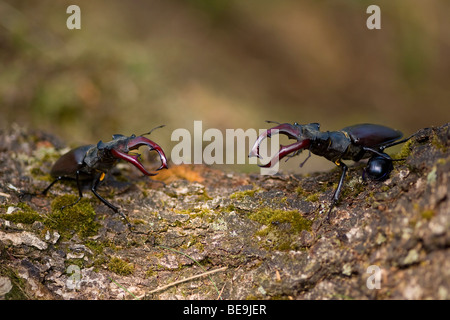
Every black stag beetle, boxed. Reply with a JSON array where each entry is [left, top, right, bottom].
[[42, 126, 168, 230], [249, 122, 412, 221]]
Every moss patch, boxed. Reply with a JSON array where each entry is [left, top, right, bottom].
[[46, 195, 99, 238], [249, 208, 312, 233], [394, 138, 414, 159], [108, 257, 134, 276], [421, 209, 435, 220], [431, 133, 448, 153], [0, 266, 29, 300], [248, 208, 313, 251], [296, 186, 322, 202], [3, 203, 43, 224], [230, 188, 258, 200], [306, 193, 319, 202], [340, 178, 365, 199]]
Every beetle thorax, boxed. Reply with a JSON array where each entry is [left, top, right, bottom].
[[84, 147, 118, 174], [309, 131, 353, 162]]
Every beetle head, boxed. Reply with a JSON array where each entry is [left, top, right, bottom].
[[249, 122, 313, 168], [98, 130, 168, 176]]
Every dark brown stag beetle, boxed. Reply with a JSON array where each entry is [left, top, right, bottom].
[[42, 126, 168, 230], [249, 122, 412, 221]]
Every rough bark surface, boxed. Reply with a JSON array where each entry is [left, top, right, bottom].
[[0, 123, 448, 300]]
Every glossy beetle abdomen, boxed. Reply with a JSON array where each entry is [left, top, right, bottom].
[[342, 124, 402, 148], [50, 145, 94, 178]]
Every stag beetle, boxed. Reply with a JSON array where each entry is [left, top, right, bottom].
[[249, 122, 412, 221], [42, 127, 168, 229]]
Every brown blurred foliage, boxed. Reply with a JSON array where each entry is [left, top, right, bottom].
[[1, 0, 449, 173]]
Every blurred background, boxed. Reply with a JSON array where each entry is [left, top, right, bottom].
[[1, 0, 449, 173]]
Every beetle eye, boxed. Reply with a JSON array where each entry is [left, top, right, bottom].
[[97, 140, 106, 150]]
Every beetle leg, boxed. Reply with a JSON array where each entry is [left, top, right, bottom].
[[42, 176, 76, 195], [326, 160, 348, 222], [41, 178, 61, 195], [299, 150, 312, 168], [362, 147, 392, 160], [60, 171, 84, 211], [42, 171, 84, 211], [379, 134, 414, 151], [90, 173, 132, 229]]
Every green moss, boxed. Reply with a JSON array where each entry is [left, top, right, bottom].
[[230, 188, 258, 200], [0, 266, 29, 300], [306, 193, 319, 202], [173, 208, 214, 223], [194, 240, 205, 252], [30, 167, 45, 178], [340, 179, 365, 199], [248, 207, 313, 251], [33, 146, 60, 163], [85, 240, 107, 255], [145, 267, 156, 278], [198, 190, 213, 202], [108, 257, 135, 276], [296, 186, 322, 202], [421, 209, 435, 220], [431, 133, 448, 152], [295, 186, 306, 196], [131, 219, 146, 225], [65, 258, 84, 270], [92, 257, 109, 272], [224, 204, 237, 212], [249, 208, 312, 233], [394, 138, 414, 159], [3, 203, 43, 224], [46, 195, 99, 238], [3, 198, 99, 239]]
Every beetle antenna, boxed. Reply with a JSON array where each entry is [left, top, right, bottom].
[[140, 125, 166, 137], [265, 120, 280, 125]]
